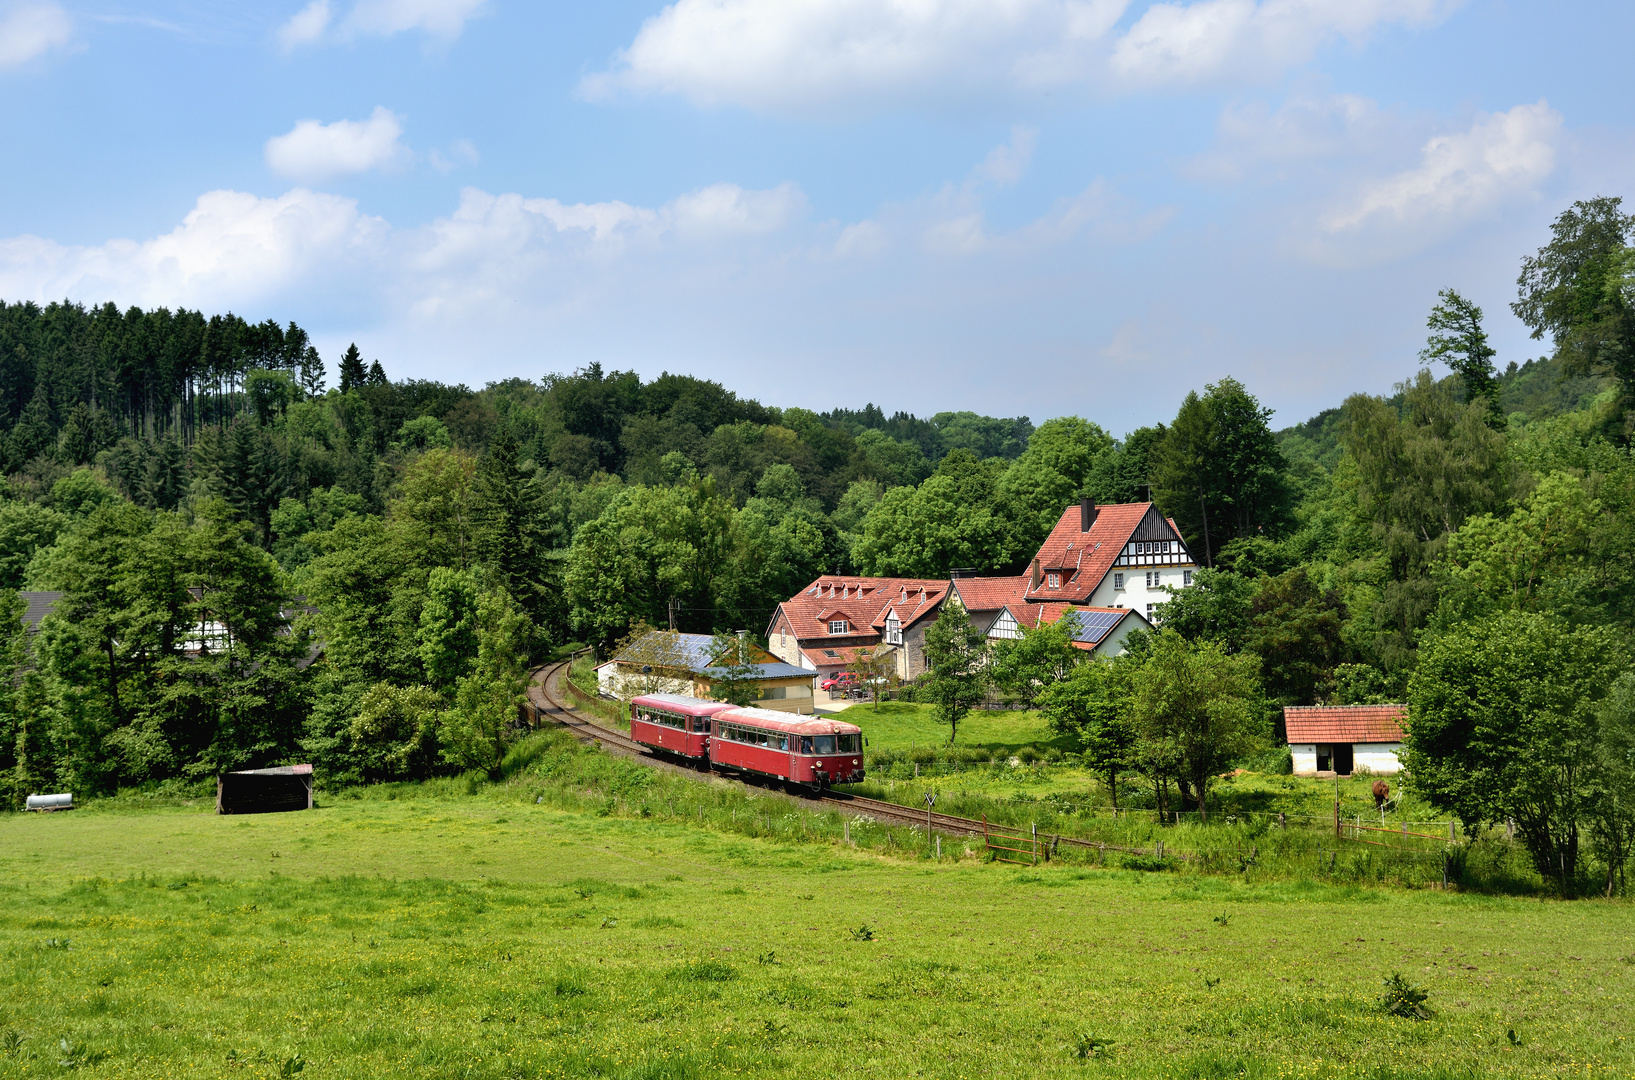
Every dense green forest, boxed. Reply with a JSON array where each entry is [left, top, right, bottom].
[[2, 196, 1634, 892]]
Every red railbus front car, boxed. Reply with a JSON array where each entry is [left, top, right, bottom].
[[629, 694, 736, 763], [709, 707, 865, 792]]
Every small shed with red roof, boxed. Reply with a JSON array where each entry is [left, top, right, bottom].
[[1283, 705, 1406, 776]]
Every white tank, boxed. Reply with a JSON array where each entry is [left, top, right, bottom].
[[26, 793, 73, 810]]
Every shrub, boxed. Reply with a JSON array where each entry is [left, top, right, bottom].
[[1380, 972, 1433, 1019]]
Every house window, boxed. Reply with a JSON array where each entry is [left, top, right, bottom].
[[1046, 573, 1060, 589], [1113, 573, 1124, 589], [885, 614, 902, 646], [1146, 603, 1156, 619], [1183, 570, 1193, 586], [829, 620, 847, 635]]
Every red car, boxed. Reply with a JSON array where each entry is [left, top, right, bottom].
[[820, 671, 858, 692]]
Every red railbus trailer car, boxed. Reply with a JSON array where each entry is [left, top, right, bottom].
[[629, 694, 737, 763], [709, 707, 865, 793]]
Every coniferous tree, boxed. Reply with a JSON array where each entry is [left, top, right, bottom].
[[338, 344, 367, 394]]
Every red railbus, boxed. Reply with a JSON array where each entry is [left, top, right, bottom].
[[629, 694, 736, 764], [709, 707, 865, 793]]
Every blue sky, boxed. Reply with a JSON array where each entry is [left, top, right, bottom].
[[1, 0, 1632, 433]]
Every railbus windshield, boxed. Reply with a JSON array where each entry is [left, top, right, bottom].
[[798, 734, 861, 755]]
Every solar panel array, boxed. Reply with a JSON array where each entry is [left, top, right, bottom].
[[1067, 609, 1122, 643]]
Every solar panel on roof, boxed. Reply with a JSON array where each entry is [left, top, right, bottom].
[[1069, 610, 1122, 642]]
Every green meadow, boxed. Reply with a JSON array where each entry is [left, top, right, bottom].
[[1, 736, 1631, 1080]]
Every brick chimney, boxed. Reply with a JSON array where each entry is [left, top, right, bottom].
[[1080, 497, 1097, 532], [1030, 558, 1041, 589]]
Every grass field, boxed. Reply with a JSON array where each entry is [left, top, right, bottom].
[[1, 739, 1631, 1079]]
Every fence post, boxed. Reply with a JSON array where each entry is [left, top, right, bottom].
[[1449, 820, 1456, 842], [1333, 775, 1341, 839], [1032, 823, 1039, 865], [844, 819, 851, 845], [1278, 812, 1286, 830]]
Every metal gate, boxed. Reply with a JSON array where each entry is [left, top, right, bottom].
[[983, 815, 1042, 866]]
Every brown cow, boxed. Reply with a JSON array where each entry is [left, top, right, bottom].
[[1372, 779, 1390, 810]]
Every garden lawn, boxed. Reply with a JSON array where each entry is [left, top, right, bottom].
[[0, 793, 1630, 1079], [836, 700, 1070, 755]]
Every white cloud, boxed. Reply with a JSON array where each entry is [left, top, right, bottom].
[[974, 127, 1038, 188], [277, 0, 486, 49], [1321, 101, 1562, 236], [277, 0, 332, 48], [586, 0, 1453, 113], [264, 107, 409, 181], [1183, 92, 1399, 182], [1112, 0, 1451, 89], [0, 2, 72, 69], [583, 0, 1128, 113], [428, 138, 479, 174], [0, 189, 386, 311]]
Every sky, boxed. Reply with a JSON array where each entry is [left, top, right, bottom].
[[1, 0, 1632, 433]]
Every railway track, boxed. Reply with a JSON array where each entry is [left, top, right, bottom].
[[527, 660, 1161, 856], [528, 661, 990, 837]]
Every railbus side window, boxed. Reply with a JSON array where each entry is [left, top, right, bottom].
[[800, 736, 813, 754]]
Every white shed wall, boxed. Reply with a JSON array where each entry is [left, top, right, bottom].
[[1291, 744, 1318, 775], [1354, 743, 1403, 775]]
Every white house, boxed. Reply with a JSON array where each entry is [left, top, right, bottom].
[[1284, 705, 1407, 776]]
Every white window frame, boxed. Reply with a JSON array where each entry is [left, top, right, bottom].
[[1113, 573, 1124, 589], [1046, 572, 1060, 589], [1183, 570, 1193, 586], [884, 614, 902, 646], [828, 620, 847, 635]]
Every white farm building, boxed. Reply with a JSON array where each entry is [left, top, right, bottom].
[[1284, 705, 1407, 776]]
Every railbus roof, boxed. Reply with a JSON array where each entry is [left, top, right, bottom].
[[715, 706, 862, 736], [629, 694, 739, 716]]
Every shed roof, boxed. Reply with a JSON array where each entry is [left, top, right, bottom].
[[697, 662, 814, 681], [225, 764, 313, 777], [1284, 705, 1406, 744]]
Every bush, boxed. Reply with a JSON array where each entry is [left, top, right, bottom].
[[1380, 972, 1433, 1019]]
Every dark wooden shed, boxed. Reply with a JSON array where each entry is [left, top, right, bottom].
[[216, 764, 313, 814]]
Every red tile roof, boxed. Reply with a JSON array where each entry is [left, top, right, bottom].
[[770, 576, 947, 643], [950, 575, 1030, 613], [799, 644, 884, 670], [1284, 706, 1406, 744], [1022, 502, 1159, 604]]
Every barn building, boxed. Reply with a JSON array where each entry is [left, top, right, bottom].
[[1284, 705, 1407, 776]]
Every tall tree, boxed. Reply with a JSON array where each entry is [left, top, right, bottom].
[[1151, 378, 1293, 568], [1340, 371, 1510, 670], [1405, 610, 1625, 888], [471, 429, 549, 634], [920, 610, 988, 744], [989, 613, 1080, 711], [337, 344, 367, 394], [1512, 196, 1635, 405], [1421, 288, 1501, 425], [1128, 630, 1264, 822], [1039, 655, 1139, 808]]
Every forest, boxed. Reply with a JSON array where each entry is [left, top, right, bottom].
[[1, 196, 1633, 893]]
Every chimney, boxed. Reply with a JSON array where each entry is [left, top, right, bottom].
[[1080, 497, 1097, 532], [1030, 558, 1041, 589]]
